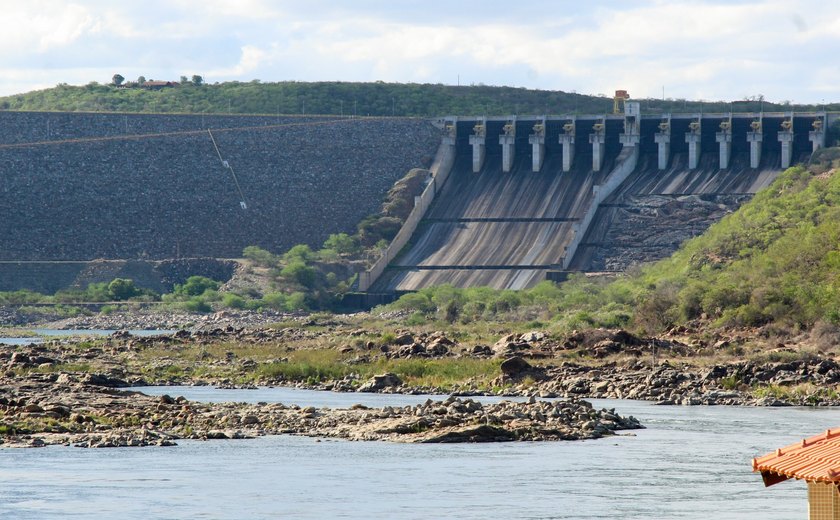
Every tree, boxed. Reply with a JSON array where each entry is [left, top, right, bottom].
[[191, 75, 204, 86], [323, 233, 359, 256], [180, 75, 188, 84], [108, 278, 139, 300], [112, 74, 124, 86], [173, 276, 220, 297], [137, 75, 146, 85], [281, 261, 316, 288], [243, 245, 278, 267]]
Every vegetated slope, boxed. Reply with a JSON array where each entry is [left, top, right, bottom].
[[0, 81, 825, 117], [631, 152, 840, 330]]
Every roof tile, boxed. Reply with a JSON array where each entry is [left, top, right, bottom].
[[754, 428, 840, 485]]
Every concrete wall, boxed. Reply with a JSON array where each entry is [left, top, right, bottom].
[[358, 140, 456, 291], [562, 145, 639, 269]]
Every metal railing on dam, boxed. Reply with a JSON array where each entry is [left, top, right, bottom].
[[359, 108, 836, 292]]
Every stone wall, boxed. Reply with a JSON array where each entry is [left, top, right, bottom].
[[0, 112, 439, 260]]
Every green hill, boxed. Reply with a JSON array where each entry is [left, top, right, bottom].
[[0, 80, 830, 116], [634, 150, 840, 330]]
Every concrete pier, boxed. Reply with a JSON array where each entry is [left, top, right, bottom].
[[442, 118, 457, 148], [715, 116, 732, 169], [619, 102, 641, 148], [590, 118, 606, 172], [499, 117, 516, 173], [809, 114, 826, 152], [778, 114, 794, 169], [469, 118, 486, 173], [685, 116, 701, 169], [528, 118, 546, 172], [654, 115, 671, 170], [559, 119, 576, 172], [747, 117, 763, 169]]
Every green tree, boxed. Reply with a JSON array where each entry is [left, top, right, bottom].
[[173, 276, 220, 297], [323, 233, 359, 256], [281, 261, 316, 288], [283, 244, 314, 264], [243, 245, 278, 267], [107, 278, 140, 301], [192, 75, 204, 86], [112, 74, 124, 86]]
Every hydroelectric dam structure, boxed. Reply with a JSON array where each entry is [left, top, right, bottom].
[[359, 106, 834, 294]]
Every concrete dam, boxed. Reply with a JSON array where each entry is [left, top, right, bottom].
[[361, 107, 832, 292]]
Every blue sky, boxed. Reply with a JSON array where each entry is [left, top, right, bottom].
[[1, 0, 838, 103]]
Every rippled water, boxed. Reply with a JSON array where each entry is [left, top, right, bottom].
[[0, 329, 175, 346], [1, 386, 837, 519]]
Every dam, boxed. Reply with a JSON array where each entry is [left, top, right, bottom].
[[361, 106, 833, 292], [0, 112, 439, 292]]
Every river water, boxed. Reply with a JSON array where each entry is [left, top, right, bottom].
[[0, 329, 176, 346], [1, 386, 837, 519]]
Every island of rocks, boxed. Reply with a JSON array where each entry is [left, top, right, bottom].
[[0, 373, 642, 448]]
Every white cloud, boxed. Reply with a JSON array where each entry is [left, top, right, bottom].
[[1, 1, 840, 102], [0, 2, 99, 53]]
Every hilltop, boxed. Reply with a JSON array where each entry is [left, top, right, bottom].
[[0, 80, 829, 117]]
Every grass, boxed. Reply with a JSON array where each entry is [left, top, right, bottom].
[[253, 351, 501, 390], [752, 383, 840, 402]]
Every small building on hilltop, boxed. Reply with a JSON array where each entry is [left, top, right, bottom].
[[754, 428, 840, 519], [141, 80, 179, 90]]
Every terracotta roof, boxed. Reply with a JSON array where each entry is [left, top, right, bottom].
[[753, 428, 840, 487]]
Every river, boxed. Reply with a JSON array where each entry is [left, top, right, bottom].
[[1, 386, 836, 519]]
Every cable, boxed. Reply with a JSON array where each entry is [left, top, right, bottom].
[[207, 129, 249, 210]]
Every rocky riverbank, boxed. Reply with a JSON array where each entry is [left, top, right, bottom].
[[39, 309, 307, 331], [3, 322, 840, 453], [0, 373, 641, 448]]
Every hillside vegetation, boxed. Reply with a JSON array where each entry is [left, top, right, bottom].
[[0, 80, 828, 117], [386, 152, 840, 334]]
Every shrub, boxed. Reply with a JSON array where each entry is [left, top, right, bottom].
[[323, 233, 360, 256], [173, 276, 220, 297], [243, 246, 279, 267], [107, 278, 140, 301], [221, 293, 247, 309], [281, 261, 316, 289]]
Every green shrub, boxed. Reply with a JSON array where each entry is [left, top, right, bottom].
[[221, 293, 247, 309], [243, 246, 279, 267]]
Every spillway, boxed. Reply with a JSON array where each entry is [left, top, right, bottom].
[[360, 109, 834, 293], [372, 117, 623, 291]]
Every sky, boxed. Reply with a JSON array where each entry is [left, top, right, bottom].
[[1, 0, 839, 104]]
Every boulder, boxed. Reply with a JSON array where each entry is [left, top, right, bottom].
[[492, 335, 531, 357], [500, 356, 532, 377], [358, 373, 403, 392]]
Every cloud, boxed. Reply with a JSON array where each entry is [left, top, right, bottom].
[[1, 1, 840, 103]]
